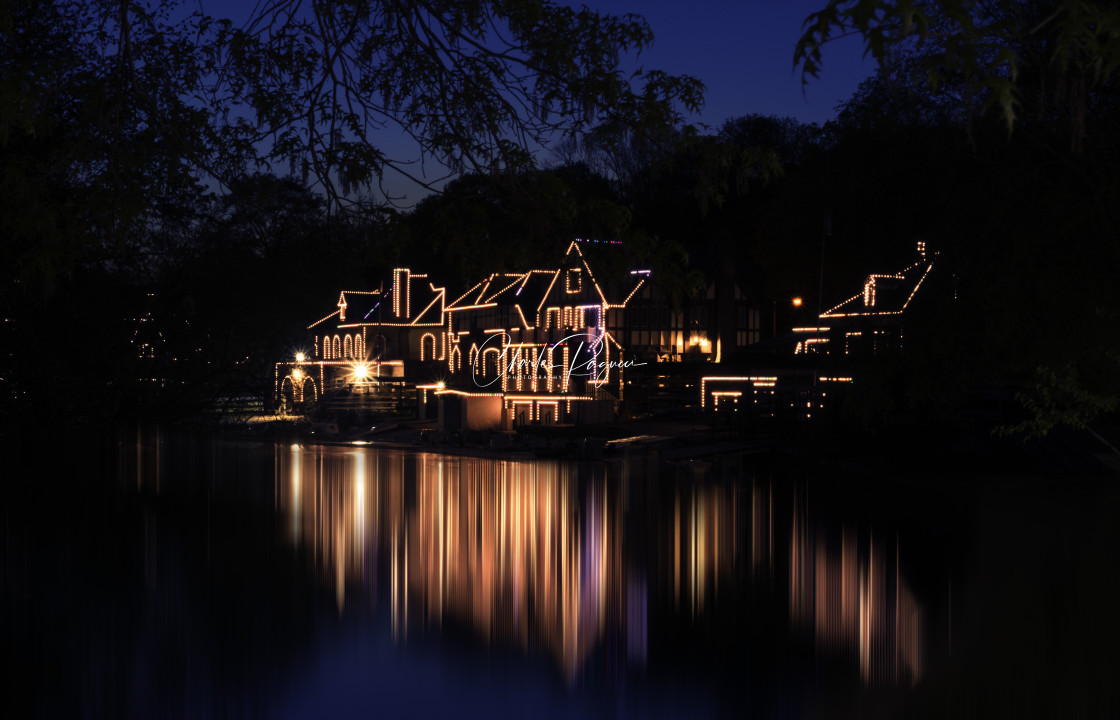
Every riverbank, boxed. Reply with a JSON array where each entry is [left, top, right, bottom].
[[222, 411, 1120, 482], [223, 412, 768, 465]]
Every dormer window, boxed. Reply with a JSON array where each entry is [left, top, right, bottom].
[[566, 267, 582, 293]]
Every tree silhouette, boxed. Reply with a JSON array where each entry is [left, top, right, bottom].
[[796, 0, 1120, 151], [209, 0, 704, 205], [0, 0, 701, 425], [792, 21, 1120, 434]]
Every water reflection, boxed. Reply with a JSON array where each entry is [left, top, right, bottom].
[[14, 427, 1120, 716], [3, 427, 957, 719], [789, 488, 924, 685], [274, 444, 927, 687], [671, 481, 741, 615], [275, 445, 650, 678]]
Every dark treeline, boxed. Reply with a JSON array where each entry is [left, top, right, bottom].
[[3, 0, 1119, 437], [0, 0, 701, 428], [398, 64, 1120, 436]]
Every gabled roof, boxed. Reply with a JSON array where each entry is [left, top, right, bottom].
[[308, 309, 341, 329], [390, 272, 444, 325], [315, 240, 646, 334], [446, 240, 649, 324], [481, 273, 529, 304], [565, 240, 650, 308], [446, 277, 495, 309], [316, 272, 447, 327], [409, 281, 446, 325], [338, 290, 384, 323], [821, 254, 935, 319], [472, 270, 555, 327], [524, 241, 614, 312]]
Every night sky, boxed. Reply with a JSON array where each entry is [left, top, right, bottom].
[[579, 0, 875, 127], [212, 1, 874, 198], [215, 1, 872, 124]]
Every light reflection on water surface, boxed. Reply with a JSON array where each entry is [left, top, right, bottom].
[[272, 441, 926, 687], [3, 428, 973, 718]]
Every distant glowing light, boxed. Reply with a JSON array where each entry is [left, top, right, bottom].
[[792, 297, 803, 307], [295, 352, 305, 362], [688, 334, 711, 351]]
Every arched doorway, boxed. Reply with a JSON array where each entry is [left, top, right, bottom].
[[301, 377, 318, 404], [279, 376, 295, 412]]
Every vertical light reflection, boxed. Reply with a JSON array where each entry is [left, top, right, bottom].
[[277, 444, 383, 612], [290, 444, 301, 543], [674, 492, 681, 607], [352, 451, 367, 607], [276, 445, 654, 680], [670, 481, 740, 616], [789, 500, 925, 686]]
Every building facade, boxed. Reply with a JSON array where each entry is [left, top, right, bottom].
[[794, 241, 937, 357], [275, 239, 774, 427], [275, 241, 665, 426]]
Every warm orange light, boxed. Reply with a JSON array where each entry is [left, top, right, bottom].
[[274, 446, 736, 680], [688, 333, 710, 349], [292, 368, 303, 381], [792, 297, 803, 307], [295, 352, 306, 362], [351, 362, 371, 381]]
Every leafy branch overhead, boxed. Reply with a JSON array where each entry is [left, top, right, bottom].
[[210, 0, 705, 202], [794, 0, 1120, 147], [2, 0, 701, 299]]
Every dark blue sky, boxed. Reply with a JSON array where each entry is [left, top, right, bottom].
[[584, 0, 874, 128], [210, 1, 874, 199]]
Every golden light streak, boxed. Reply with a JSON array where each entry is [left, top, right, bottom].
[[270, 444, 926, 691], [788, 502, 925, 686], [275, 447, 691, 680]]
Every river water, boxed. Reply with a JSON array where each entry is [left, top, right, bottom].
[[3, 427, 1118, 718]]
